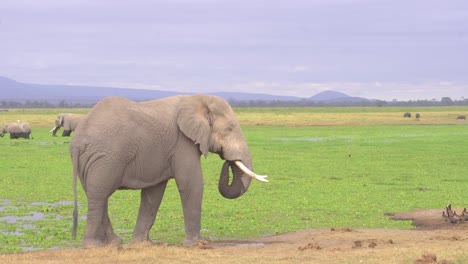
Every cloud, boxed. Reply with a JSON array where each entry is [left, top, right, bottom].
[[1, 0, 467, 101], [66, 81, 163, 90], [291, 66, 309, 73]]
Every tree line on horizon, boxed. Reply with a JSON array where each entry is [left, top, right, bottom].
[[0, 97, 467, 109], [227, 96, 467, 107]]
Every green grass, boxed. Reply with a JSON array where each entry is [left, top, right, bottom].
[[0, 109, 467, 253]]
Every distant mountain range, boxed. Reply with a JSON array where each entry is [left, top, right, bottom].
[[0, 76, 371, 104]]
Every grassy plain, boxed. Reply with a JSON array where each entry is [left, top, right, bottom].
[[0, 107, 467, 254]]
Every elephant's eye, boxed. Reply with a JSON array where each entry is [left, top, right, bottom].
[[225, 125, 234, 133]]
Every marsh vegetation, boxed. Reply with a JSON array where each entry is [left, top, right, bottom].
[[0, 107, 467, 263]]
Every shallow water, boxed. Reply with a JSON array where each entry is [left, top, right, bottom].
[[0, 200, 74, 233], [30, 201, 74, 207], [1, 229, 24, 236], [0, 212, 44, 224], [0, 141, 70, 146]]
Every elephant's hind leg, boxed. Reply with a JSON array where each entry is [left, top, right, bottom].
[[83, 196, 108, 248], [82, 160, 125, 248], [131, 181, 169, 244], [102, 201, 122, 246], [83, 186, 122, 248]]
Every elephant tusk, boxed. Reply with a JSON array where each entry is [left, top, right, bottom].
[[234, 160, 269, 183], [49, 127, 57, 132]]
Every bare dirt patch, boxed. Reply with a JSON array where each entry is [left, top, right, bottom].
[[389, 207, 468, 230], [1, 209, 467, 264]]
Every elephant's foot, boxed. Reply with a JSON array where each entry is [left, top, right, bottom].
[[83, 238, 106, 249], [105, 234, 123, 247], [183, 235, 207, 247], [183, 239, 211, 249], [83, 235, 122, 248], [130, 232, 156, 246], [129, 238, 155, 246]]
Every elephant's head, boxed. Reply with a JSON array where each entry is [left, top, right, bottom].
[[177, 95, 267, 199], [50, 114, 64, 135], [56, 114, 65, 127], [0, 124, 9, 137]]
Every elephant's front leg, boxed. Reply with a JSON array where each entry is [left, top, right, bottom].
[[131, 181, 169, 244], [62, 130, 71, 136], [173, 157, 204, 246]]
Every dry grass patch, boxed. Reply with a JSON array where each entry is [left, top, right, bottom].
[[0, 109, 88, 127], [1, 107, 467, 127], [1, 227, 467, 264], [236, 111, 467, 126]]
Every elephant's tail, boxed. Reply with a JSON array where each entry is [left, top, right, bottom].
[[72, 169, 78, 239], [71, 146, 80, 239]]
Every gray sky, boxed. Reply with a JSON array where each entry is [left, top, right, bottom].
[[1, 0, 467, 101]]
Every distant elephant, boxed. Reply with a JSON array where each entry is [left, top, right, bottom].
[[50, 113, 86, 136], [415, 113, 421, 118], [457, 115, 466, 120], [403, 112, 411, 118], [0, 122, 32, 139], [70, 95, 268, 248]]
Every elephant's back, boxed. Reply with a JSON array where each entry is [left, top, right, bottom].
[[87, 96, 135, 116], [74, 97, 135, 135], [21, 123, 31, 131], [72, 96, 156, 154], [8, 122, 31, 132]]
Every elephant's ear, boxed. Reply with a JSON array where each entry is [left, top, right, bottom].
[[177, 95, 212, 157]]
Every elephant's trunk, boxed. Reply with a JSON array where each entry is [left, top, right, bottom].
[[218, 159, 253, 199]]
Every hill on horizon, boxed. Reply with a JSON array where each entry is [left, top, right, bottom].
[[308, 90, 370, 103], [0, 76, 371, 105]]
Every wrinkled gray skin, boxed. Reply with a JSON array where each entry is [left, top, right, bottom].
[[51, 113, 85, 136], [403, 112, 411, 118], [70, 95, 254, 248], [0, 122, 32, 139]]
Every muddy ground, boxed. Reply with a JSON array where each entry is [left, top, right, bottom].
[[1, 209, 467, 264]]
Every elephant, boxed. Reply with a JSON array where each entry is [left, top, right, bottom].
[[70, 95, 268, 248], [50, 113, 86, 136], [403, 112, 411, 118], [0, 121, 32, 139], [415, 113, 421, 118], [456, 115, 466, 120]]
